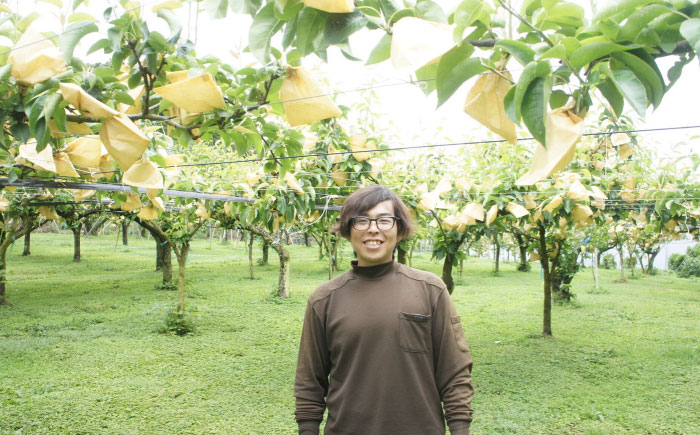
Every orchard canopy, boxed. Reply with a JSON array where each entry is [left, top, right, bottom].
[[0, 0, 699, 335]]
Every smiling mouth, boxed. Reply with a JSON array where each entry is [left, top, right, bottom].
[[363, 240, 384, 246]]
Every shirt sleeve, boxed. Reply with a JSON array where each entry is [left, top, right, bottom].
[[431, 286, 474, 430], [294, 297, 330, 431]]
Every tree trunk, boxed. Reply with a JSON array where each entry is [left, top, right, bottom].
[[277, 249, 290, 298], [0, 246, 6, 305], [646, 249, 659, 274], [261, 240, 269, 266], [175, 244, 189, 314], [442, 252, 455, 294], [248, 232, 255, 280], [22, 230, 31, 256], [122, 220, 129, 245], [397, 244, 407, 264], [408, 238, 417, 267], [156, 241, 164, 271], [618, 246, 626, 282], [538, 225, 553, 336], [331, 235, 339, 270], [513, 232, 530, 272], [327, 227, 334, 279], [592, 248, 600, 289], [304, 233, 311, 247], [160, 242, 172, 284], [274, 237, 290, 298], [493, 235, 500, 273], [1, 221, 30, 304], [72, 224, 82, 262], [459, 258, 464, 278]]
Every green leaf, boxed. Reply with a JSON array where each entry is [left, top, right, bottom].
[[611, 51, 664, 108], [337, 42, 362, 61], [295, 7, 327, 56], [157, 8, 183, 41], [521, 76, 552, 146], [87, 38, 112, 55], [0, 64, 11, 82], [60, 20, 99, 63], [249, 2, 284, 65], [10, 124, 31, 144], [597, 78, 624, 117], [52, 103, 67, 133], [593, 0, 661, 22], [569, 42, 632, 70], [28, 96, 46, 136], [549, 90, 568, 109], [537, 43, 567, 61], [514, 61, 550, 122], [378, 0, 400, 19], [667, 56, 690, 89], [546, 2, 584, 20], [147, 31, 168, 52], [454, 0, 483, 28], [128, 70, 142, 89], [617, 4, 669, 42], [366, 33, 391, 65], [206, 0, 229, 19], [35, 118, 51, 151], [42, 93, 62, 122], [503, 86, 517, 123], [67, 12, 97, 23], [415, 62, 438, 95], [610, 68, 648, 118], [387, 8, 415, 26], [436, 44, 484, 107], [274, 0, 303, 20], [680, 18, 700, 47], [39, 0, 62, 7], [113, 91, 135, 106], [107, 28, 122, 53], [17, 12, 40, 32], [415, 0, 446, 22], [324, 10, 368, 44], [495, 40, 535, 66], [597, 19, 621, 40]]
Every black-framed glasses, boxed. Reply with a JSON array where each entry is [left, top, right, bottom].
[[350, 216, 400, 231]]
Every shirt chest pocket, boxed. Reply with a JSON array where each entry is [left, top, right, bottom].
[[398, 312, 432, 353]]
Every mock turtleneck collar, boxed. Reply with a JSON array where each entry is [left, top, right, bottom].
[[350, 260, 395, 280]]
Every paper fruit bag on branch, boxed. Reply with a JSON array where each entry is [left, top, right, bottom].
[[279, 67, 341, 126], [59, 83, 119, 119], [391, 17, 455, 74], [122, 155, 164, 190], [302, 0, 354, 13], [153, 72, 225, 113], [100, 114, 151, 170], [516, 101, 584, 186], [9, 28, 66, 85], [464, 68, 517, 145]]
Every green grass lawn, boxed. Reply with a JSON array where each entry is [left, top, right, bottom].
[[1, 232, 699, 434]]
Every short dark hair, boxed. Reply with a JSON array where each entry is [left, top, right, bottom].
[[335, 185, 413, 239]]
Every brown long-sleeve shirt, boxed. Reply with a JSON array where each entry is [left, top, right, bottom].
[[294, 261, 473, 435]]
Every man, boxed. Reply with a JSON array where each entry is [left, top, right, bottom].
[[294, 185, 474, 435]]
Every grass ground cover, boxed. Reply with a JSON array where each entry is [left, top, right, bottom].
[[1, 232, 699, 434]]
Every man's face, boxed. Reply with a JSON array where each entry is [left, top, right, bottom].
[[348, 200, 402, 267]]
